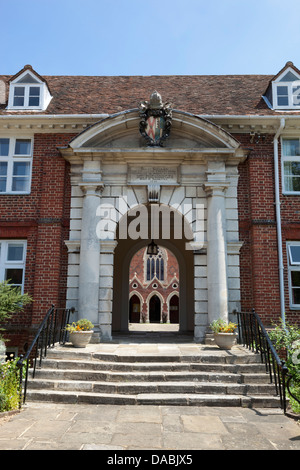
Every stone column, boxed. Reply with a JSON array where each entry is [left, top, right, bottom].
[[78, 160, 104, 343], [204, 180, 229, 327], [99, 239, 117, 341]]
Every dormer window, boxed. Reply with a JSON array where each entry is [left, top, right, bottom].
[[8, 65, 52, 111], [264, 62, 300, 110], [273, 69, 300, 109]]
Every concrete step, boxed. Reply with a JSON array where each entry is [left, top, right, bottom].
[[25, 345, 281, 408], [40, 358, 267, 374], [27, 378, 277, 395], [25, 389, 282, 408], [45, 349, 263, 364], [32, 367, 270, 384]]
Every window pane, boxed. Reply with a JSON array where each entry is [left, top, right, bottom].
[[289, 245, 300, 264], [151, 258, 155, 279], [7, 244, 24, 261], [292, 287, 300, 305], [282, 139, 300, 156], [278, 96, 289, 106], [13, 86, 25, 106], [0, 162, 7, 192], [28, 87, 40, 106], [277, 86, 288, 95], [147, 258, 150, 280], [0, 138, 9, 156], [292, 85, 300, 106], [13, 162, 30, 176], [5, 268, 23, 285], [12, 177, 29, 192], [28, 96, 40, 106], [29, 87, 40, 97], [156, 259, 160, 278], [13, 96, 24, 106], [0, 162, 7, 175], [284, 161, 300, 176], [277, 85, 288, 105], [14, 86, 25, 96], [291, 271, 300, 287], [14, 139, 31, 155], [0, 178, 7, 192], [284, 176, 300, 192], [160, 259, 164, 280]]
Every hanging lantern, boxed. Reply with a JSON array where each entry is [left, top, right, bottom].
[[147, 240, 158, 256]]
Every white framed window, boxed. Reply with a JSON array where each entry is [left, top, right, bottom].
[[0, 240, 27, 293], [8, 69, 52, 110], [287, 242, 300, 308], [0, 137, 33, 194], [281, 138, 300, 194], [272, 68, 300, 110]]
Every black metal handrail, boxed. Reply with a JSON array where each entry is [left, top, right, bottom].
[[237, 309, 299, 413], [16, 305, 72, 408]]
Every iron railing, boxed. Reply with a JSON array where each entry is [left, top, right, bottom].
[[16, 305, 72, 408], [237, 309, 300, 414]]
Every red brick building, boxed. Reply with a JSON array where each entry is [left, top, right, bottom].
[[129, 246, 179, 324], [1, 62, 300, 353]]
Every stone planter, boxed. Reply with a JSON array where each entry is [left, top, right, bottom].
[[214, 332, 238, 350], [69, 331, 93, 348]]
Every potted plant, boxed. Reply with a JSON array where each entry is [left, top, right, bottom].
[[210, 319, 238, 350], [65, 319, 94, 348]]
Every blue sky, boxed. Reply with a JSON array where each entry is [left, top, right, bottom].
[[1, 0, 300, 76]]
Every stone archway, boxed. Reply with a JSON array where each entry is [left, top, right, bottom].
[[112, 204, 195, 334], [61, 105, 247, 343]]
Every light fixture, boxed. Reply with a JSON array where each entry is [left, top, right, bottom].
[[147, 240, 158, 256]]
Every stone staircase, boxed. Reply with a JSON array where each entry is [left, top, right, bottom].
[[25, 342, 282, 408]]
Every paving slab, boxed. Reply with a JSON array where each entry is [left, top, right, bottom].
[[0, 402, 299, 451]]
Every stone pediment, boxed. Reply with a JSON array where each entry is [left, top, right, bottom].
[[68, 109, 240, 151]]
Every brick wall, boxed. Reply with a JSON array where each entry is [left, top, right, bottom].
[[2, 127, 300, 354], [236, 133, 300, 326], [129, 246, 180, 322], [0, 133, 76, 353]]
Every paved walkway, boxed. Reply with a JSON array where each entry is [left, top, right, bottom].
[[0, 328, 299, 451], [0, 402, 299, 450]]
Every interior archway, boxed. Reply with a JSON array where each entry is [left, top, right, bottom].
[[169, 294, 179, 324], [149, 295, 161, 323], [129, 294, 141, 323], [112, 203, 194, 335]]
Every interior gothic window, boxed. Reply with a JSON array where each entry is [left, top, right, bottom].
[[145, 247, 166, 282]]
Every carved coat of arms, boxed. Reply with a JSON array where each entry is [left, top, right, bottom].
[[139, 91, 172, 147]]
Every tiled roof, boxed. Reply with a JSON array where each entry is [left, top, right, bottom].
[[0, 72, 297, 116]]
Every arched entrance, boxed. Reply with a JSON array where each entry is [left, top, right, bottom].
[[149, 295, 161, 323], [61, 105, 246, 342], [169, 294, 179, 323], [112, 203, 195, 334], [128, 244, 179, 329], [129, 294, 141, 323]]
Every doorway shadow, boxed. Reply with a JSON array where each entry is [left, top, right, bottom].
[[114, 322, 193, 343]]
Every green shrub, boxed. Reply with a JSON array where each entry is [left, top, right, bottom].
[[0, 391, 6, 411], [0, 280, 33, 342], [269, 320, 300, 413], [0, 356, 23, 412]]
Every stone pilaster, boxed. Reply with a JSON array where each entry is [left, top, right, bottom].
[[99, 239, 118, 341], [78, 161, 104, 343], [203, 180, 229, 329]]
